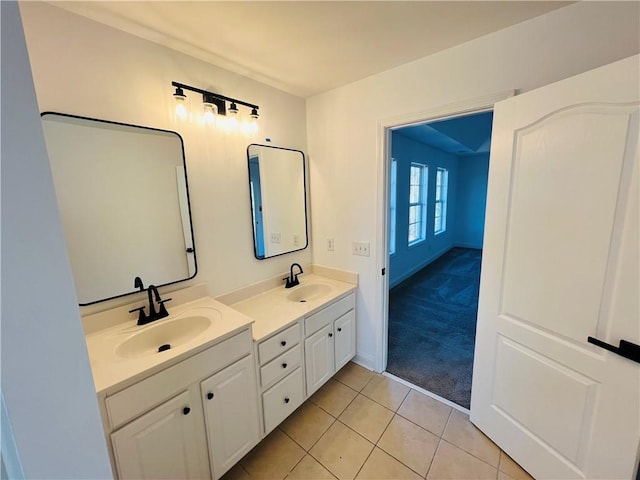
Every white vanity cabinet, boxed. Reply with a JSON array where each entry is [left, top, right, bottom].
[[103, 328, 260, 480], [255, 322, 305, 434], [304, 293, 356, 396], [201, 355, 260, 477]]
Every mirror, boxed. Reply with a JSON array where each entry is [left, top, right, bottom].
[[41, 112, 197, 305], [247, 144, 308, 259]]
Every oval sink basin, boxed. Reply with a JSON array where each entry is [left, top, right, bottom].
[[116, 314, 216, 359], [286, 284, 332, 303]]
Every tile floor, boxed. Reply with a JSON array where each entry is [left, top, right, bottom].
[[222, 362, 535, 480]]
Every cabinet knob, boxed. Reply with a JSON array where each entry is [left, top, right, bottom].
[[284, 397, 290, 404], [207, 392, 214, 400], [281, 340, 287, 347], [282, 362, 288, 369], [183, 406, 191, 415], [337, 327, 342, 332], [328, 333, 333, 338]]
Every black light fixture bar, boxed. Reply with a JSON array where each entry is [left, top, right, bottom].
[[172, 81, 259, 117]]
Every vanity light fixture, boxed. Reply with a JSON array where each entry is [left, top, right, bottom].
[[171, 81, 259, 133]]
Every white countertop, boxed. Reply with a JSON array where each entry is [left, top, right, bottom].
[[231, 273, 356, 341], [84, 270, 356, 395], [85, 296, 254, 395]]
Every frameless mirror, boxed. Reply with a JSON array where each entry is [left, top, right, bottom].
[[41, 112, 197, 305], [247, 144, 308, 259]]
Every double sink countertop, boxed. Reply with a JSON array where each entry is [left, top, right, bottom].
[[83, 271, 356, 395]]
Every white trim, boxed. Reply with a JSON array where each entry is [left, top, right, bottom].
[[383, 371, 470, 415], [375, 89, 516, 375]]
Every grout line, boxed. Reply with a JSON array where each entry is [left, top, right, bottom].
[[439, 438, 501, 472], [383, 371, 470, 414], [374, 414, 431, 479]]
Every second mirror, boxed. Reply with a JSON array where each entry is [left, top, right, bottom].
[[247, 144, 308, 259]]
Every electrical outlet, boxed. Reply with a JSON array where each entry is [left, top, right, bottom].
[[352, 241, 370, 257], [327, 238, 334, 251], [270, 232, 281, 244]]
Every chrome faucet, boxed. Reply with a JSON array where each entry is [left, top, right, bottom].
[[284, 263, 303, 288], [128, 279, 172, 325]]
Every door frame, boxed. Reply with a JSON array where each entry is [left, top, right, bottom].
[[375, 90, 515, 374]]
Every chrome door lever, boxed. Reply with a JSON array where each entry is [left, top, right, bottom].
[[587, 336, 640, 364]]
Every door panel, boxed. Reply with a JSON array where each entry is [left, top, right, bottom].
[[471, 55, 639, 480], [111, 391, 209, 480]]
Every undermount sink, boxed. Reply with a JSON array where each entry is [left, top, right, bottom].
[[286, 283, 332, 303], [116, 310, 219, 359]]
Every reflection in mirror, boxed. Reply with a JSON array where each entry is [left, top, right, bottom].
[[41, 112, 197, 305], [247, 144, 308, 259]]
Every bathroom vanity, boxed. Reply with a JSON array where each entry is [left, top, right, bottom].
[[83, 269, 357, 480]]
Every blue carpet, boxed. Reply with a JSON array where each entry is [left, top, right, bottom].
[[387, 247, 481, 409]]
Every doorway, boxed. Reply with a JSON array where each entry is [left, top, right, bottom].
[[385, 111, 493, 409]]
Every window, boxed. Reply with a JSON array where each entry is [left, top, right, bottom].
[[389, 159, 397, 254], [434, 167, 449, 234], [408, 163, 428, 245]]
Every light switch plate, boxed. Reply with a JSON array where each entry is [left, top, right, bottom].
[[352, 241, 370, 256]]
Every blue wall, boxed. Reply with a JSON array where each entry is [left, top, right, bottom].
[[389, 137, 490, 288], [454, 153, 490, 249], [389, 132, 458, 287]]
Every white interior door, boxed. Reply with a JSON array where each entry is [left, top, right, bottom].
[[470, 55, 639, 480]]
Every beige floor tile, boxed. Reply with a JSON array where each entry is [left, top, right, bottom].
[[355, 447, 423, 480], [498, 472, 515, 480], [220, 463, 250, 480], [443, 410, 500, 467], [427, 441, 497, 480], [499, 451, 535, 480], [310, 421, 374, 480], [338, 394, 394, 443], [280, 402, 335, 450], [361, 374, 410, 411], [334, 362, 374, 391], [287, 455, 336, 480], [398, 390, 452, 436], [378, 414, 439, 477], [310, 379, 358, 417], [240, 428, 305, 480]]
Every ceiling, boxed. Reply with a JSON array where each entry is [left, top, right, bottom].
[[49, 1, 571, 98], [396, 111, 494, 158]]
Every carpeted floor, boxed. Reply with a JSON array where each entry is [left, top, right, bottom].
[[387, 247, 482, 409]]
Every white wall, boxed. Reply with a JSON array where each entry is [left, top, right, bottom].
[[19, 2, 311, 315], [1, 2, 112, 477], [306, 1, 640, 370]]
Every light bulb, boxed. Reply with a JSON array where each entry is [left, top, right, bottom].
[[203, 102, 217, 127], [173, 87, 188, 122]]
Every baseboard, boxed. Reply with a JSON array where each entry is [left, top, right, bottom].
[[353, 352, 376, 372], [389, 245, 452, 289], [454, 242, 483, 250]]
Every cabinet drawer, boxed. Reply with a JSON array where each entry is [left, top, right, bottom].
[[258, 323, 301, 365], [260, 344, 302, 389], [106, 329, 252, 430], [262, 367, 304, 434], [305, 293, 355, 336]]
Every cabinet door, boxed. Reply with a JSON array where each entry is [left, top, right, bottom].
[[111, 390, 210, 480], [201, 355, 260, 479], [305, 323, 334, 395], [334, 310, 356, 371]]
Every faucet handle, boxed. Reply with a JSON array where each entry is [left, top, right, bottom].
[[128, 306, 147, 325], [157, 297, 173, 318]]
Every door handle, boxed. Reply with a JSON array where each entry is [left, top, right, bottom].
[[587, 336, 640, 364]]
